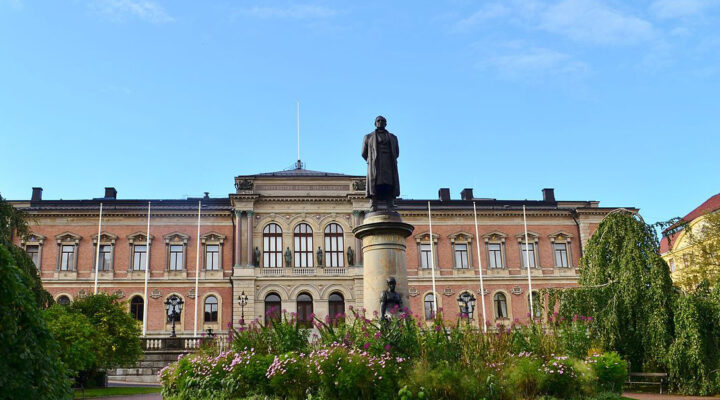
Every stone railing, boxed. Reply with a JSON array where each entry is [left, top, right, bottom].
[[260, 268, 284, 276], [256, 267, 353, 277], [322, 267, 346, 276], [292, 268, 316, 276], [142, 335, 229, 352]]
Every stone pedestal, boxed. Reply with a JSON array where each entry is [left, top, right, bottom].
[[353, 211, 414, 317]]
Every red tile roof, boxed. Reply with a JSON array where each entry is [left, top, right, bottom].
[[660, 193, 720, 254]]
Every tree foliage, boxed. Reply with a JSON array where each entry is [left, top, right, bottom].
[[558, 211, 675, 371], [44, 304, 98, 376], [68, 293, 143, 369], [666, 282, 720, 395], [0, 244, 71, 399]]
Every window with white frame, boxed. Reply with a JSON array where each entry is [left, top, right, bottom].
[[164, 232, 189, 272], [494, 292, 508, 319], [415, 233, 438, 269], [484, 232, 506, 269], [92, 232, 117, 272], [22, 233, 45, 269], [263, 223, 283, 268], [549, 232, 573, 268], [55, 232, 81, 272], [294, 223, 314, 268], [26, 245, 40, 266], [201, 231, 225, 271], [324, 223, 345, 267], [127, 232, 153, 272], [424, 293, 436, 320], [517, 233, 540, 269], [449, 232, 473, 269]]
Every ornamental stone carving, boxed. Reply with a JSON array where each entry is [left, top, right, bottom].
[[235, 179, 254, 191], [151, 289, 162, 299]]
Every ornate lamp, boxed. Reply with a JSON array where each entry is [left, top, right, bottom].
[[238, 291, 249, 327], [457, 292, 476, 322], [164, 295, 184, 337]]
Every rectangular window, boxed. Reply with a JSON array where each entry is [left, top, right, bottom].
[[420, 244, 432, 269], [205, 245, 219, 270], [553, 243, 568, 268], [488, 243, 502, 268], [26, 245, 39, 267], [61, 245, 74, 271], [669, 259, 675, 272], [97, 245, 112, 271], [521, 243, 536, 268], [454, 244, 469, 269], [133, 245, 147, 271], [169, 245, 183, 271]]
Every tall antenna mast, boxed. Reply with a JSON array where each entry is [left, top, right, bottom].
[[296, 101, 301, 169]]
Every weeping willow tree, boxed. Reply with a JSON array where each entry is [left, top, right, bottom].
[[559, 211, 675, 371]]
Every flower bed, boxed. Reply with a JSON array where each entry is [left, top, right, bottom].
[[160, 309, 627, 399]]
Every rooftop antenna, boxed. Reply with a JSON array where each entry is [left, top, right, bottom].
[[295, 101, 302, 169]]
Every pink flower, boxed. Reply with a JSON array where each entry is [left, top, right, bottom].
[[374, 331, 382, 339], [384, 344, 391, 351], [364, 343, 370, 350]]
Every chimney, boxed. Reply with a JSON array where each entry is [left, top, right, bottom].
[[204, 192, 210, 199], [104, 187, 117, 199], [31, 187, 43, 202], [542, 188, 555, 203], [460, 188, 474, 201], [438, 188, 450, 202]]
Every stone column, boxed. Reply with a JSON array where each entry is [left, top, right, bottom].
[[234, 210, 243, 268], [352, 210, 363, 266], [353, 212, 414, 317], [246, 211, 254, 267]]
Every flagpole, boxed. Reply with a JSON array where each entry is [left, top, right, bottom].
[[473, 202, 487, 332], [193, 200, 201, 337], [93, 203, 103, 294], [427, 202, 438, 315], [142, 202, 151, 336], [523, 205, 535, 320]]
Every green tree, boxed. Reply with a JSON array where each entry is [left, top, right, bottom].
[[666, 282, 720, 395], [0, 245, 71, 399], [0, 193, 52, 307], [559, 211, 675, 371], [69, 293, 143, 369], [45, 304, 99, 377]]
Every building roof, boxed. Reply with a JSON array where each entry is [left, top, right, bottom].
[[660, 193, 720, 254], [252, 168, 357, 177]]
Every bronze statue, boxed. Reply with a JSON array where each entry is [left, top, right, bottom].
[[284, 247, 292, 267], [346, 246, 355, 266], [252, 246, 260, 267], [362, 116, 400, 211], [380, 277, 403, 319], [316, 246, 323, 267]]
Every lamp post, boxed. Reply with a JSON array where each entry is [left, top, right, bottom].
[[164, 295, 184, 337], [457, 292, 476, 324], [238, 291, 248, 327]]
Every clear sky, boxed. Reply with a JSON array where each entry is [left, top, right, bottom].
[[1, 0, 718, 224]]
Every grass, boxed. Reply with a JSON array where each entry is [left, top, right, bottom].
[[73, 386, 161, 398]]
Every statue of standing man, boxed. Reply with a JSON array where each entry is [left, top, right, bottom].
[[362, 116, 400, 211]]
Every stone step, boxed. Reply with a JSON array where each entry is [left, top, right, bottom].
[[108, 375, 159, 384]]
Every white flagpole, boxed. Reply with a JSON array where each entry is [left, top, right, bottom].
[[93, 203, 103, 294], [473, 202, 487, 332], [523, 205, 535, 320], [193, 200, 201, 337], [427, 202, 438, 315], [142, 202, 151, 336]]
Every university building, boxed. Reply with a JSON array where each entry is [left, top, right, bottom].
[[11, 166, 629, 336]]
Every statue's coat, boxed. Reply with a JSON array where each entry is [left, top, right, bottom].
[[362, 129, 400, 199]]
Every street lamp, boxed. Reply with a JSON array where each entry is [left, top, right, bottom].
[[238, 291, 249, 327], [164, 295, 184, 337], [457, 292, 476, 323]]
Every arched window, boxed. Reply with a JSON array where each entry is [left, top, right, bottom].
[[494, 293, 508, 319], [57, 295, 71, 306], [528, 291, 542, 318], [294, 223, 313, 267], [424, 293, 436, 320], [264, 293, 281, 325], [204, 295, 218, 322], [328, 292, 345, 324], [130, 296, 144, 321], [297, 293, 313, 328], [263, 224, 283, 268], [324, 223, 344, 267]]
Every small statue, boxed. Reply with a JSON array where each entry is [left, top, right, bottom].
[[252, 246, 260, 267], [347, 246, 355, 266], [316, 246, 323, 267], [284, 247, 292, 267], [380, 277, 403, 320]]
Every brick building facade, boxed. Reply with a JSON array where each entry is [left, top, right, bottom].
[[11, 167, 629, 336]]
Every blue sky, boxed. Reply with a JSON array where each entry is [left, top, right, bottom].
[[1, 0, 718, 224]]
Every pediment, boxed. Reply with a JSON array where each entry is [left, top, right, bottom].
[[164, 231, 190, 243], [448, 231, 474, 242], [200, 231, 226, 243], [22, 232, 46, 245], [55, 231, 82, 243], [92, 231, 118, 243], [127, 232, 155, 243], [414, 232, 439, 242], [483, 231, 507, 241], [548, 231, 574, 242], [515, 231, 540, 241]]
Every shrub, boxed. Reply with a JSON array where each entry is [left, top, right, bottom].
[[44, 304, 98, 377], [587, 352, 627, 394], [539, 356, 578, 398], [505, 353, 545, 399]]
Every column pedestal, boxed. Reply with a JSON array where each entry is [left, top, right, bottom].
[[353, 211, 414, 317]]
